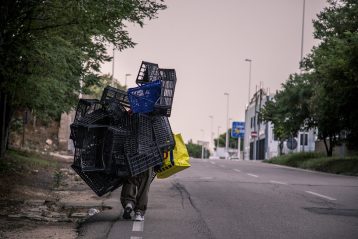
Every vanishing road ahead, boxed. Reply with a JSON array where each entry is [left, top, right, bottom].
[[79, 158, 358, 239]]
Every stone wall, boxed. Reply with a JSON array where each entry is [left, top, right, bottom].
[[58, 111, 76, 153]]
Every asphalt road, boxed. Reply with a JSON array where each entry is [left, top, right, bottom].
[[79, 158, 358, 239]]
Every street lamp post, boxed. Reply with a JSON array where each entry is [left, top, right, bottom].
[[300, 0, 306, 64], [125, 73, 131, 88], [209, 115, 213, 152], [111, 48, 115, 85], [217, 126, 221, 155], [224, 93, 229, 159], [200, 129, 205, 159], [245, 59, 252, 103]]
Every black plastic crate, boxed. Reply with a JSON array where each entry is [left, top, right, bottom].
[[110, 113, 154, 156], [126, 146, 163, 176], [70, 123, 86, 148], [71, 124, 107, 172], [71, 124, 130, 172], [135, 61, 161, 85], [100, 86, 129, 123], [131, 113, 156, 153], [101, 85, 130, 108], [154, 68, 177, 117], [102, 126, 131, 175], [113, 153, 130, 177], [71, 165, 123, 197], [152, 116, 175, 152], [74, 143, 106, 172], [74, 99, 110, 125]]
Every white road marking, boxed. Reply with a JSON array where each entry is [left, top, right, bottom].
[[200, 177, 214, 180], [305, 191, 337, 201], [132, 221, 144, 232], [233, 169, 241, 173], [270, 180, 288, 185], [211, 162, 216, 165], [247, 173, 259, 178], [130, 237, 142, 239]]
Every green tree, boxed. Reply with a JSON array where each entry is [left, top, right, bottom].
[[302, 0, 358, 154], [214, 129, 243, 150], [262, 0, 358, 156], [88, 74, 126, 100], [0, 0, 166, 159], [261, 74, 313, 155], [186, 140, 210, 159]]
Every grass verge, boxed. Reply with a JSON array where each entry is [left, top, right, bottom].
[[0, 149, 59, 173], [265, 152, 358, 176]]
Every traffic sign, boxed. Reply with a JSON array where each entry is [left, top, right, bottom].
[[231, 121, 245, 138], [251, 131, 257, 138], [286, 137, 297, 150]]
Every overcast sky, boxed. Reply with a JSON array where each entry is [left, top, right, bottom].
[[101, 0, 327, 146]]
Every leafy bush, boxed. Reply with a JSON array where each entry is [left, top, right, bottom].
[[266, 152, 358, 176]]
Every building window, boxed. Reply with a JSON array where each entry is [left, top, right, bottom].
[[300, 134, 308, 146], [251, 117, 255, 129]]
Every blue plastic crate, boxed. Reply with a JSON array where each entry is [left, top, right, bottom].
[[128, 80, 161, 113]]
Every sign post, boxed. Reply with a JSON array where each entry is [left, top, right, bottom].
[[231, 122, 245, 159], [198, 140, 209, 159]]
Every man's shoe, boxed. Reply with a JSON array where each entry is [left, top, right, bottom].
[[123, 203, 133, 220], [134, 211, 144, 221]]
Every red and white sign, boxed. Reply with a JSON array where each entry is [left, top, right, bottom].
[[251, 131, 258, 138]]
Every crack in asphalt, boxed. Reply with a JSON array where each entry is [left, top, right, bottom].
[[303, 207, 358, 218], [172, 181, 216, 239]]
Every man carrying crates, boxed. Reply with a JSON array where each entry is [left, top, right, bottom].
[[120, 168, 153, 221]]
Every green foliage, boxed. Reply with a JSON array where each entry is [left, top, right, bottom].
[[53, 170, 64, 188], [266, 152, 358, 176], [262, 0, 358, 156], [1, 149, 58, 173], [214, 129, 242, 150], [186, 140, 210, 158], [88, 74, 126, 99], [0, 0, 167, 158], [267, 152, 324, 167], [261, 74, 313, 154], [0, 0, 166, 118], [303, 0, 358, 151]]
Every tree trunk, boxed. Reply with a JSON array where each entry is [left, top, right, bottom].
[[323, 137, 330, 157], [0, 92, 13, 160], [323, 136, 333, 157], [328, 135, 334, 157], [279, 140, 284, 155]]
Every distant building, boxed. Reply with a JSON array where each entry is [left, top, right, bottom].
[[213, 147, 239, 159], [244, 88, 315, 160]]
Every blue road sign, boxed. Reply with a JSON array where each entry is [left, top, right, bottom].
[[231, 121, 245, 138]]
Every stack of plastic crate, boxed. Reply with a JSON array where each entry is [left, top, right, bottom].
[[70, 61, 177, 196]]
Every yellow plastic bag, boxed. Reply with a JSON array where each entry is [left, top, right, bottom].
[[156, 133, 191, 179]]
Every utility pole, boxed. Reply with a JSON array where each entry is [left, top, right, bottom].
[[111, 47, 115, 85], [224, 93, 230, 159]]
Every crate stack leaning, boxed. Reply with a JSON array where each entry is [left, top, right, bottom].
[[70, 61, 177, 196]]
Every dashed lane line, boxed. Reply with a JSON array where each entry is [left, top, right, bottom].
[[247, 173, 259, 178], [132, 221, 144, 232], [270, 180, 288, 185], [305, 191, 337, 201], [233, 169, 241, 173], [130, 237, 142, 239]]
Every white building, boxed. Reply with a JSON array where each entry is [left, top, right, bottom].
[[244, 88, 315, 160]]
